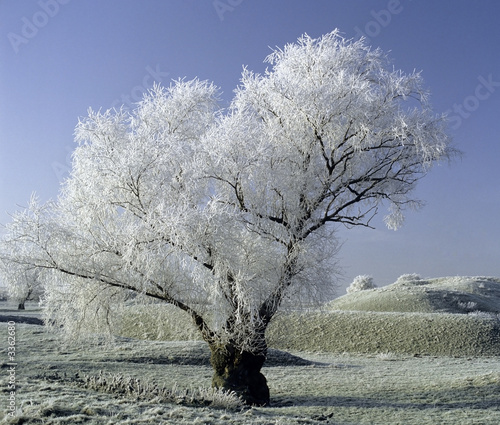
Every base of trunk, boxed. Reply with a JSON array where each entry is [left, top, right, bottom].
[[210, 344, 270, 406], [18, 303, 25, 310]]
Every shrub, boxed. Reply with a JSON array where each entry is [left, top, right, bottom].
[[395, 273, 422, 283], [346, 275, 376, 294], [394, 273, 428, 286]]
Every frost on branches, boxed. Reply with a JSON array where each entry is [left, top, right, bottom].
[[0, 240, 44, 309], [0, 30, 453, 405]]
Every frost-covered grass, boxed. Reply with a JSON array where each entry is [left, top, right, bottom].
[[118, 304, 500, 357], [2, 323, 500, 425], [268, 309, 500, 356], [2, 276, 500, 424], [118, 303, 201, 342]]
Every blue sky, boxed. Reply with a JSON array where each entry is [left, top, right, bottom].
[[1, 0, 499, 290]]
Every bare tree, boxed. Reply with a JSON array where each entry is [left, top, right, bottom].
[[0, 31, 453, 405]]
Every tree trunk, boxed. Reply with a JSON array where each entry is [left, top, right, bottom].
[[18, 302, 25, 310], [209, 342, 270, 406]]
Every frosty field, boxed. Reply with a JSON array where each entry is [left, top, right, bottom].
[[2, 321, 500, 425], [2, 276, 500, 424]]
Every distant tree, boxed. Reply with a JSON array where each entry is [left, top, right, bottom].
[[14, 270, 42, 310], [347, 275, 376, 294], [0, 250, 44, 309], [0, 286, 8, 302], [0, 30, 453, 405]]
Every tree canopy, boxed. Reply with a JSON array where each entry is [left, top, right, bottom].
[[0, 30, 453, 405]]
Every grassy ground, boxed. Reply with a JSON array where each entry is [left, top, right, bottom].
[[267, 309, 500, 356], [1, 323, 500, 425], [2, 276, 500, 424]]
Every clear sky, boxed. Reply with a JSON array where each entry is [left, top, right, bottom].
[[1, 0, 499, 291]]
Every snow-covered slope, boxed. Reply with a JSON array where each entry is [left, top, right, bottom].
[[328, 276, 500, 314]]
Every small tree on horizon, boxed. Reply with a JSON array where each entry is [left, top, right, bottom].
[[0, 30, 453, 406], [0, 247, 44, 309]]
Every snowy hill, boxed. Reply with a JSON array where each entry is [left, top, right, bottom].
[[116, 276, 500, 356], [328, 276, 500, 314], [267, 276, 500, 356]]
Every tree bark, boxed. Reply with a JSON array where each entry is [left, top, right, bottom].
[[209, 342, 270, 406], [18, 302, 25, 310]]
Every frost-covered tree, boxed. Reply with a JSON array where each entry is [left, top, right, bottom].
[[0, 257, 44, 309], [0, 31, 453, 405]]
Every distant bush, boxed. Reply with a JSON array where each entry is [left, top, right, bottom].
[[346, 275, 376, 294], [395, 273, 422, 284]]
